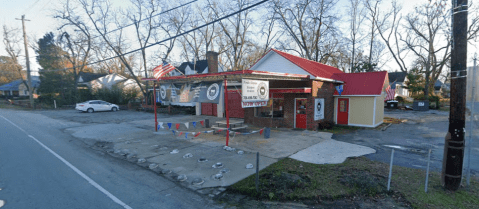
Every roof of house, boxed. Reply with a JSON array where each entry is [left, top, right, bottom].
[[331, 71, 388, 96], [269, 49, 344, 79], [176, 60, 209, 74], [78, 72, 108, 83], [0, 76, 40, 91], [388, 71, 407, 83], [434, 80, 443, 90]]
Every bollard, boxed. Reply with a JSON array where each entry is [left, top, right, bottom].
[[425, 149, 431, 193], [256, 152, 259, 192], [388, 149, 394, 191], [54, 100, 57, 109], [205, 119, 210, 128], [264, 127, 270, 139]]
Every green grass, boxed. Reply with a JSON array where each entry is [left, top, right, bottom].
[[321, 125, 362, 134], [229, 157, 479, 209]]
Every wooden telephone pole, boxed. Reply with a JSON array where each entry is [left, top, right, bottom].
[[16, 15, 34, 109], [441, 0, 468, 191]]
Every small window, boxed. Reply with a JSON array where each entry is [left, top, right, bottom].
[[340, 100, 347, 112], [255, 98, 284, 118]]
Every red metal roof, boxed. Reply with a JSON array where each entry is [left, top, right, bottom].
[[331, 71, 388, 96], [271, 49, 344, 79]]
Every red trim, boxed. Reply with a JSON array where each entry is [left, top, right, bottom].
[[269, 88, 311, 93], [153, 83, 157, 132], [142, 70, 310, 81]]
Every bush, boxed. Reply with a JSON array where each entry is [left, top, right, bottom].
[[318, 120, 334, 130]]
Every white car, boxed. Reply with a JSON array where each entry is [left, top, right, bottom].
[[75, 100, 120, 113]]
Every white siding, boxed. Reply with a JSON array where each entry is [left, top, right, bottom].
[[185, 65, 195, 75], [249, 52, 311, 76]]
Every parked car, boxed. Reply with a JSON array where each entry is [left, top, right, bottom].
[[75, 100, 119, 113]]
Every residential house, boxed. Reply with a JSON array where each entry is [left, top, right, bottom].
[[388, 71, 409, 98], [0, 76, 40, 97], [77, 72, 107, 89], [434, 80, 443, 95], [89, 73, 143, 92], [170, 52, 225, 76]]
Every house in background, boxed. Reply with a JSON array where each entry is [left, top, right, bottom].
[[170, 52, 226, 76], [388, 71, 409, 98], [77, 72, 107, 88], [0, 76, 40, 97], [89, 73, 143, 92], [434, 80, 443, 95]]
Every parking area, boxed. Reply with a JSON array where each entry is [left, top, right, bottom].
[[332, 108, 479, 177]]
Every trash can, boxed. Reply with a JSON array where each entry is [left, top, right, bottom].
[[264, 128, 270, 139], [413, 100, 429, 111], [386, 100, 398, 109]]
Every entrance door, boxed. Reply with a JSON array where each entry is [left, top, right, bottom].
[[337, 98, 349, 125], [295, 98, 307, 129]]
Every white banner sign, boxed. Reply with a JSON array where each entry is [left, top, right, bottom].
[[314, 98, 325, 120], [241, 101, 268, 108], [242, 79, 269, 108]]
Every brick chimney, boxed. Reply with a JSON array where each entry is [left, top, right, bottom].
[[206, 51, 219, 73]]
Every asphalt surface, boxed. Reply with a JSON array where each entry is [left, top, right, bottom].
[[332, 109, 479, 178], [0, 109, 222, 209]]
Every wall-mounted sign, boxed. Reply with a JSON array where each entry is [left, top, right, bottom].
[[418, 102, 425, 106], [314, 98, 325, 120], [241, 79, 269, 108], [196, 82, 223, 104], [241, 101, 268, 108]]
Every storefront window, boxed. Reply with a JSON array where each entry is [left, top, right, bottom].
[[255, 98, 284, 118]]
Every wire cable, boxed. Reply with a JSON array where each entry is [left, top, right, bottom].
[[41, 0, 270, 73]]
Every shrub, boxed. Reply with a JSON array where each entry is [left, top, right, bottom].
[[318, 120, 334, 130]]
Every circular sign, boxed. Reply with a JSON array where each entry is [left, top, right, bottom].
[[160, 85, 167, 100], [207, 83, 220, 101], [257, 82, 268, 100]]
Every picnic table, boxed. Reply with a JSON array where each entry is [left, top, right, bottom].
[[212, 120, 248, 132]]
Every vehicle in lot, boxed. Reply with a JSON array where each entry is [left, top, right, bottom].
[[75, 100, 119, 113]]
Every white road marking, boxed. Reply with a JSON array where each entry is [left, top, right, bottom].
[[0, 200, 5, 207], [0, 115, 132, 209]]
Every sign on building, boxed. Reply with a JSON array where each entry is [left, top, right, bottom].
[[314, 98, 325, 120], [196, 82, 223, 104], [241, 79, 269, 108]]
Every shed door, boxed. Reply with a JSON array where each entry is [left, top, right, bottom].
[[337, 98, 349, 125], [227, 91, 244, 118], [295, 98, 307, 129], [201, 103, 217, 116]]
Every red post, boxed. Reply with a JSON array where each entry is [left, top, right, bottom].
[[224, 77, 230, 146], [153, 82, 158, 132]]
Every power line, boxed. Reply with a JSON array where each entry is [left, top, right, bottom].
[[89, 0, 198, 40], [41, 0, 270, 73]]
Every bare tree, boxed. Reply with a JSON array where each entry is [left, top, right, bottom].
[[208, 0, 255, 71], [375, 0, 409, 73], [272, 0, 339, 63], [54, 1, 95, 102], [364, 0, 381, 71], [2, 25, 31, 93], [348, 0, 364, 72], [77, 0, 146, 96]]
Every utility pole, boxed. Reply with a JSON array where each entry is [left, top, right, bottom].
[[466, 55, 477, 186], [442, 0, 468, 191], [16, 15, 34, 109]]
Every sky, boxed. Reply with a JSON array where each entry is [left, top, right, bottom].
[[1, 0, 478, 77]]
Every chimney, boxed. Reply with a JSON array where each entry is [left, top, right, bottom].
[[206, 51, 219, 73]]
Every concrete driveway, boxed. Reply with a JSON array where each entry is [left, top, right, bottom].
[[332, 108, 479, 178]]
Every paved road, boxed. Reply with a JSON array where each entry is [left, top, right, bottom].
[[0, 109, 222, 209], [332, 109, 479, 177]]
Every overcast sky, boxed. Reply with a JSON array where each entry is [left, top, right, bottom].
[[1, 0, 478, 76]]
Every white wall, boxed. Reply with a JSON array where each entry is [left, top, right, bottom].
[[249, 52, 311, 76]]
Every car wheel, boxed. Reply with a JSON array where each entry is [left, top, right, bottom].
[[112, 107, 118, 112], [87, 108, 94, 113]]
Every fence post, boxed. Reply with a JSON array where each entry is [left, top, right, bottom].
[[54, 100, 57, 109], [425, 149, 431, 193], [388, 149, 395, 191], [256, 152, 259, 192]]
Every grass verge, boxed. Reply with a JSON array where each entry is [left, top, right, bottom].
[[227, 157, 479, 209]]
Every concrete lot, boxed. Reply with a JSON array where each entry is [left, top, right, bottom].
[[37, 109, 374, 194]]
